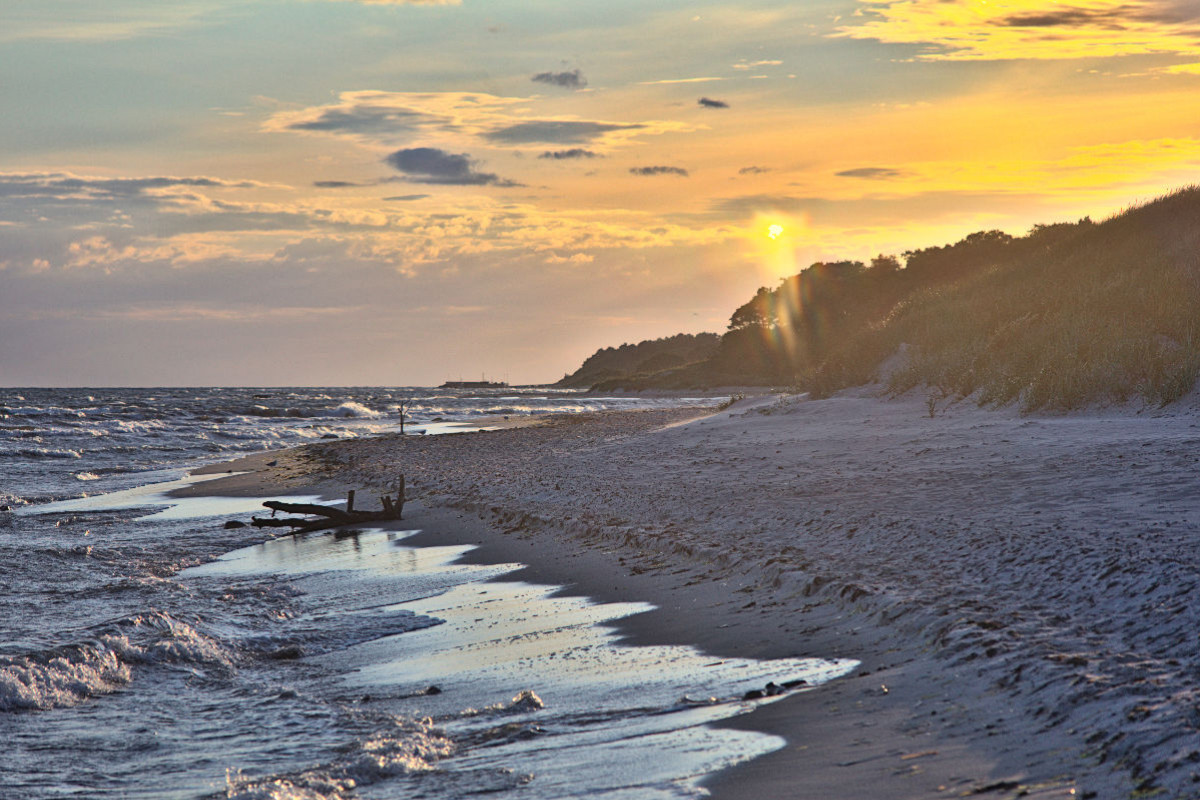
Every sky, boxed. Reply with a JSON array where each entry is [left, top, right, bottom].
[[3, 0, 1200, 386]]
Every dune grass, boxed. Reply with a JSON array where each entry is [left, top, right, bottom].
[[809, 187, 1200, 410]]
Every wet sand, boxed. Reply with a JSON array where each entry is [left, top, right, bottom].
[[183, 391, 1200, 799]]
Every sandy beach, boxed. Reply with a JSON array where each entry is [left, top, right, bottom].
[[185, 390, 1200, 799]]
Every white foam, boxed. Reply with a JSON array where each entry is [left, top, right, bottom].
[[326, 402, 383, 419], [223, 721, 452, 799], [11, 447, 81, 459], [0, 643, 132, 711], [0, 611, 237, 712], [459, 689, 546, 718]]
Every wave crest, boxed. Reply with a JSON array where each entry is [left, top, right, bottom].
[[325, 402, 383, 419], [224, 721, 452, 799], [0, 611, 236, 712]]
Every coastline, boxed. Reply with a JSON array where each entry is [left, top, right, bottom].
[[183, 392, 1200, 799]]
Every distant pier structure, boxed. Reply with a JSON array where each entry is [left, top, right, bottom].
[[439, 379, 509, 389]]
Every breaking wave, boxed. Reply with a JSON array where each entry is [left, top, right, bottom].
[[224, 720, 454, 800], [324, 402, 384, 419], [0, 611, 236, 712]]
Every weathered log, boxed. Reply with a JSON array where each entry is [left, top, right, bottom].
[[251, 475, 406, 536], [252, 516, 341, 534], [262, 500, 353, 521], [252, 516, 314, 529]]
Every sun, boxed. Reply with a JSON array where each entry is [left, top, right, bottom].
[[767, 224, 784, 240]]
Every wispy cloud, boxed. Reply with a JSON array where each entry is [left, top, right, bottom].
[[544, 252, 595, 264], [484, 121, 644, 145], [639, 76, 726, 85], [0, 173, 268, 200], [78, 304, 366, 322], [0, 2, 215, 43], [732, 59, 782, 70], [835, 166, 908, 180], [630, 166, 689, 177], [538, 149, 601, 160]]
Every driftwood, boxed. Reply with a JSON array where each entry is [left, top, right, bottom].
[[251, 477, 405, 534], [262, 500, 354, 522], [250, 517, 311, 529]]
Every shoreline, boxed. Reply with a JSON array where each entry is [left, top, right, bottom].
[[183, 392, 1200, 799], [396, 503, 1024, 799]]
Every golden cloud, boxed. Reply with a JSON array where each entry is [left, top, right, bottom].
[[839, 0, 1200, 61]]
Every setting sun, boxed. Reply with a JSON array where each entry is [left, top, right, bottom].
[[768, 224, 784, 240]]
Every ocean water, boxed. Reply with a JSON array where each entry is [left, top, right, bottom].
[[0, 388, 855, 799], [0, 387, 729, 510]]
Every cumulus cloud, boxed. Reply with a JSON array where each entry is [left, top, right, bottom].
[[383, 147, 519, 186], [698, 97, 729, 109], [531, 68, 587, 89], [0, 163, 739, 289], [835, 167, 908, 180], [0, 170, 449, 272], [630, 166, 689, 177], [538, 148, 601, 159]]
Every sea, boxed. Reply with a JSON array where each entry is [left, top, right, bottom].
[[0, 387, 855, 799]]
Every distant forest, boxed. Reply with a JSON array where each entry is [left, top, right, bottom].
[[560, 186, 1200, 409], [556, 333, 720, 389]]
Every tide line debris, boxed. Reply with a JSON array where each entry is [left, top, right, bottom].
[[250, 476, 405, 534]]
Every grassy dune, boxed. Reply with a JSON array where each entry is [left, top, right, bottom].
[[813, 188, 1200, 409]]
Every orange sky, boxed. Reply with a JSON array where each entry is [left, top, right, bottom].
[[3, 0, 1200, 385]]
